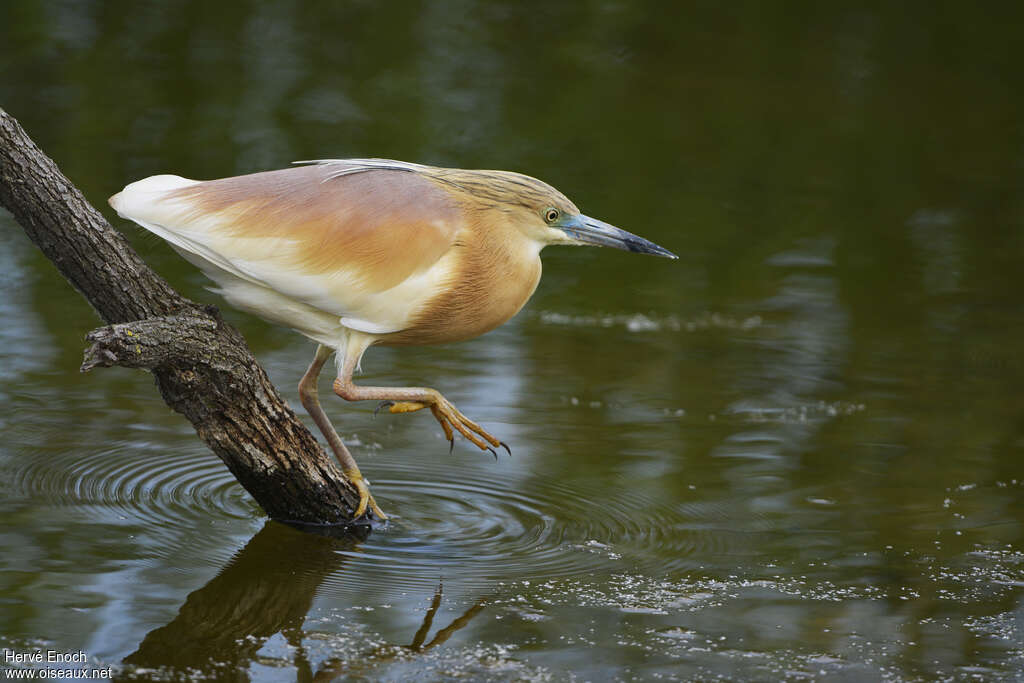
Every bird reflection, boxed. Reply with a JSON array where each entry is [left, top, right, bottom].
[[119, 521, 484, 681], [311, 582, 486, 682], [409, 582, 486, 652]]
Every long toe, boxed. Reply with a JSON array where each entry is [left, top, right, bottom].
[[353, 488, 369, 519], [346, 469, 380, 520], [351, 477, 388, 521], [367, 494, 389, 521], [430, 398, 506, 454]]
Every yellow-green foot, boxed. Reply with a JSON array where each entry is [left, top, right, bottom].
[[345, 467, 388, 521]]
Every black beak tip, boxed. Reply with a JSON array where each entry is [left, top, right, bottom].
[[625, 238, 678, 260]]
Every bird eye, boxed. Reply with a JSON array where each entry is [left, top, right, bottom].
[[544, 208, 560, 224]]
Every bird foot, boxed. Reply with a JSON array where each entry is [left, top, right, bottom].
[[372, 395, 511, 458], [344, 467, 388, 521], [428, 397, 506, 457]]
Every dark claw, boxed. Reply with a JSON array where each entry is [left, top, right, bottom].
[[449, 438, 455, 455], [499, 441, 512, 457], [487, 447, 497, 461], [374, 400, 395, 418]]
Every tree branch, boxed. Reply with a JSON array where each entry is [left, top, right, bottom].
[[0, 106, 365, 526], [81, 312, 225, 373]]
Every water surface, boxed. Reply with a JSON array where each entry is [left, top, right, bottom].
[[3, 2, 1024, 680]]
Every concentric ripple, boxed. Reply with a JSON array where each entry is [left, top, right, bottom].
[[4, 439, 258, 533], [319, 461, 754, 597], [4, 434, 755, 593]]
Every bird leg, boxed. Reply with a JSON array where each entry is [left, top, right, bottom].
[[298, 344, 386, 521], [332, 344, 507, 457]]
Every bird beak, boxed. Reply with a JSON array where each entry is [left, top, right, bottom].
[[565, 215, 678, 259]]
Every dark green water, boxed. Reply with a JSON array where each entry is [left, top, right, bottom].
[[4, 2, 1024, 680]]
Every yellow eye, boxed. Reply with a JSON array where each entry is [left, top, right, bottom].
[[544, 208, 560, 224]]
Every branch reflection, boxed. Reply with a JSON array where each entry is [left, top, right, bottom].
[[118, 521, 484, 681]]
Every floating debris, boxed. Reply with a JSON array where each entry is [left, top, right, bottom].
[[537, 311, 763, 333], [727, 400, 866, 423]]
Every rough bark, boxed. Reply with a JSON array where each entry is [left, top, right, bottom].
[[0, 106, 365, 526]]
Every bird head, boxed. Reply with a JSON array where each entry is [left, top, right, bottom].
[[441, 169, 677, 259], [538, 207, 678, 259]]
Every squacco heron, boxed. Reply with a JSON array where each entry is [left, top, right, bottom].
[[110, 159, 676, 521]]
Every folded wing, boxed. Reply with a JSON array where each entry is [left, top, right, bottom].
[[109, 163, 462, 335]]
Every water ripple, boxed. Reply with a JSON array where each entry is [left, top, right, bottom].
[[5, 441, 257, 533], [319, 462, 745, 597], [4, 439, 749, 590]]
